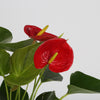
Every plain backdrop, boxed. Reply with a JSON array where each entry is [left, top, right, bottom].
[[0, 0, 100, 100]]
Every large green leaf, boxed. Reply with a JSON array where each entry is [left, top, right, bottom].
[[0, 27, 12, 43], [0, 39, 34, 52], [41, 67, 63, 83], [67, 71, 100, 94], [36, 91, 59, 100], [0, 49, 10, 76], [5, 43, 42, 85], [0, 81, 29, 100]]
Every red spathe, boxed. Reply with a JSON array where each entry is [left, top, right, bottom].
[[34, 38, 74, 73], [24, 25, 57, 41]]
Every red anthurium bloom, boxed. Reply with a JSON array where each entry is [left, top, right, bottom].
[[24, 25, 57, 41], [34, 38, 74, 73]]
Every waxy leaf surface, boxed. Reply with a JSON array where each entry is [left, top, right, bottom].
[[0, 27, 12, 43], [5, 43, 41, 85], [68, 71, 100, 94], [41, 67, 63, 82], [0, 39, 33, 52], [0, 49, 10, 76], [36, 91, 59, 100]]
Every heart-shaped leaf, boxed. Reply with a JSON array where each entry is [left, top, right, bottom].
[[36, 91, 59, 100], [0, 49, 10, 76], [5, 43, 42, 85], [0, 39, 34, 52], [41, 67, 63, 83], [0, 27, 12, 43], [0, 81, 29, 100], [67, 71, 100, 94]]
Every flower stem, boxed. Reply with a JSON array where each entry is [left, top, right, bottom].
[[33, 82, 42, 100], [18, 86, 20, 100], [59, 93, 68, 100], [15, 87, 19, 100], [22, 84, 29, 100], [10, 89, 12, 100], [30, 66, 47, 100], [3, 77, 9, 100], [30, 77, 37, 100], [4, 81, 9, 100]]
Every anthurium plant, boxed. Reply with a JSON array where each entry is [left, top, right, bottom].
[[0, 25, 100, 100]]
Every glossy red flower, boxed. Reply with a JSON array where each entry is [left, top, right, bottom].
[[24, 25, 57, 41], [34, 38, 74, 73]]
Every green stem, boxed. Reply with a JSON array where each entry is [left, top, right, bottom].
[[4, 78, 9, 100], [30, 77, 37, 100], [30, 67, 47, 100], [35, 66, 46, 86], [32, 67, 46, 100], [22, 84, 29, 100], [10, 89, 12, 100], [59, 93, 68, 100], [15, 88, 19, 100], [18, 86, 20, 100], [33, 82, 42, 100]]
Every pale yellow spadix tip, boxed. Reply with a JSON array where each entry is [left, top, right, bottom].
[[58, 33, 64, 38], [48, 52, 58, 64], [37, 25, 49, 36]]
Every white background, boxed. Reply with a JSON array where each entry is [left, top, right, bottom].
[[0, 0, 100, 100]]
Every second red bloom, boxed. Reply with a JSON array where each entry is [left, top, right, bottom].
[[24, 25, 57, 41]]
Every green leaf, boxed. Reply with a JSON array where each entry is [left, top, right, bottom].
[[0, 39, 34, 51], [36, 91, 59, 100], [67, 71, 100, 94], [0, 81, 29, 100], [41, 67, 63, 83], [0, 49, 10, 76], [0, 27, 12, 43], [5, 43, 42, 85]]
